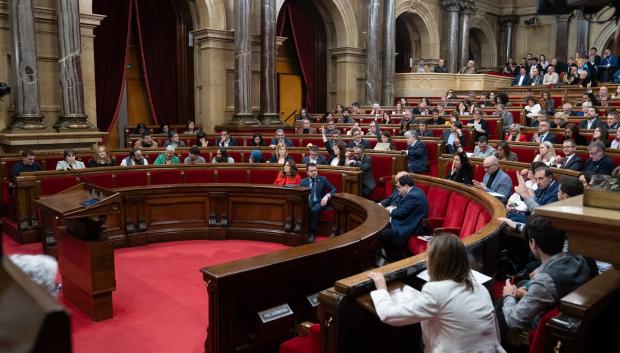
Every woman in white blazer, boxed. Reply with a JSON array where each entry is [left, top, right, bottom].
[[369, 234, 505, 353]]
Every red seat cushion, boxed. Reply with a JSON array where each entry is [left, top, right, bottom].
[[115, 171, 148, 188], [473, 165, 485, 182], [529, 308, 560, 353], [426, 187, 450, 219], [475, 210, 492, 233], [79, 174, 115, 189], [278, 323, 320, 353], [407, 236, 429, 255], [184, 169, 216, 183], [318, 209, 335, 223], [150, 169, 183, 185], [443, 194, 470, 229], [249, 169, 279, 184], [216, 169, 248, 183], [460, 203, 484, 238], [39, 176, 78, 195]]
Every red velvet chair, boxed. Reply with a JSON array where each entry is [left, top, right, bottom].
[[39, 176, 79, 196], [278, 323, 320, 353], [115, 170, 149, 188], [78, 174, 115, 189], [184, 169, 216, 183], [529, 308, 560, 353], [150, 169, 184, 185], [216, 169, 249, 183]]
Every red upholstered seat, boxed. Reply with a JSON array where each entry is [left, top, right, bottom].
[[528, 308, 560, 353], [39, 176, 79, 195], [184, 169, 216, 183], [460, 202, 484, 238], [475, 210, 492, 233], [318, 209, 335, 223], [79, 174, 115, 189], [278, 324, 320, 353], [115, 170, 148, 188], [473, 165, 485, 182], [216, 169, 249, 183], [426, 186, 450, 220], [369, 155, 395, 201], [407, 236, 429, 255], [441, 193, 470, 231], [150, 169, 183, 185], [226, 151, 243, 163], [287, 152, 303, 164], [511, 110, 522, 125], [415, 182, 429, 194], [504, 169, 518, 189], [249, 169, 279, 184]]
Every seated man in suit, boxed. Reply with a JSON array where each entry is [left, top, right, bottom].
[[302, 145, 327, 165], [347, 128, 372, 149], [378, 171, 410, 208], [270, 129, 294, 148], [377, 174, 429, 263], [346, 145, 376, 198], [507, 166, 559, 223], [512, 67, 531, 86], [532, 121, 557, 144], [403, 130, 428, 173], [338, 107, 354, 124], [472, 136, 496, 159], [578, 107, 602, 130], [216, 129, 236, 147], [584, 141, 616, 176], [473, 156, 513, 201], [300, 163, 337, 243], [555, 139, 584, 171], [296, 119, 317, 134]]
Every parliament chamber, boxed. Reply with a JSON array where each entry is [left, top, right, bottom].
[[2, 0, 620, 352]]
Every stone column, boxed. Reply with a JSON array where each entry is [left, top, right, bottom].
[[574, 10, 590, 57], [7, 0, 45, 130], [555, 14, 571, 61], [365, 0, 381, 106], [459, 0, 475, 70], [381, 0, 395, 106], [258, 0, 279, 124], [231, 0, 258, 124], [499, 16, 517, 65], [55, 0, 91, 129], [442, 0, 460, 73]]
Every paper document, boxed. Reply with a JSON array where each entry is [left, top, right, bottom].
[[487, 191, 505, 199], [416, 269, 492, 284], [388, 285, 422, 305]]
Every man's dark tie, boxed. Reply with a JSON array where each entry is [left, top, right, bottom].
[[310, 179, 317, 202]]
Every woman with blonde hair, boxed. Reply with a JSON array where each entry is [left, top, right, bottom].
[[504, 124, 528, 142], [88, 145, 114, 167], [368, 234, 504, 353], [269, 142, 293, 164], [553, 112, 569, 129], [533, 141, 557, 166]]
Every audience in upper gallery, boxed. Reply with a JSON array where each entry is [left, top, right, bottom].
[[154, 145, 180, 165], [505, 124, 528, 142], [403, 130, 428, 174], [268, 143, 292, 164], [612, 128, 620, 149], [600, 48, 618, 82], [347, 128, 372, 150], [216, 129, 236, 147], [553, 112, 569, 129], [134, 130, 159, 148], [273, 160, 301, 186], [493, 104, 513, 133], [120, 148, 148, 166], [183, 146, 206, 164], [592, 126, 610, 147], [495, 141, 518, 162], [576, 71, 592, 88], [300, 163, 337, 243], [472, 136, 496, 159], [555, 139, 585, 171], [442, 121, 466, 154], [434, 58, 449, 73], [88, 145, 114, 168], [459, 59, 478, 74], [584, 141, 616, 176], [369, 234, 504, 353], [248, 150, 264, 163], [56, 148, 85, 171], [564, 123, 588, 146], [607, 110, 620, 130], [184, 120, 198, 134], [579, 107, 603, 130], [512, 67, 531, 86], [302, 145, 327, 165], [269, 129, 293, 148], [211, 147, 235, 164], [524, 97, 542, 120], [497, 216, 592, 340], [448, 148, 473, 185], [163, 131, 185, 149], [529, 67, 543, 86], [533, 142, 557, 166], [416, 122, 433, 137], [346, 145, 375, 198], [11, 149, 42, 182], [472, 156, 513, 201], [503, 57, 517, 76], [532, 121, 557, 144], [296, 119, 317, 134], [542, 66, 558, 86], [196, 131, 209, 147]]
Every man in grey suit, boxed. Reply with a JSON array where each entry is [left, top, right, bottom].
[[346, 145, 376, 198], [472, 156, 513, 201], [493, 104, 513, 134]]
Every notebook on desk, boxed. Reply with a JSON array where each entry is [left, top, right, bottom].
[[374, 142, 391, 151]]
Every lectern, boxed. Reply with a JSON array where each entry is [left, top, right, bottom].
[[36, 183, 121, 321]]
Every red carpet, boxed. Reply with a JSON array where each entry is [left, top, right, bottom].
[[3, 234, 289, 353]]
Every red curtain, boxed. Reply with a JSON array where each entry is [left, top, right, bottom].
[[134, 0, 179, 125], [93, 0, 133, 133], [277, 1, 326, 113]]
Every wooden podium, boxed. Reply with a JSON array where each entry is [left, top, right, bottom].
[[36, 183, 121, 321]]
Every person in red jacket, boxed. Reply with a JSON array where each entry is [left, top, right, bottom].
[[273, 160, 301, 186]]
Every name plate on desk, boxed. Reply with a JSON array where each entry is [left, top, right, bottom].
[[306, 292, 320, 307], [81, 199, 98, 208], [257, 304, 293, 323]]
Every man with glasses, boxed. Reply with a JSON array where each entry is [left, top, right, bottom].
[[323, 120, 341, 137], [473, 155, 513, 201], [404, 130, 428, 173], [216, 129, 236, 147], [606, 110, 619, 130], [555, 139, 584, 171], [269, 128, 293, 148], [584, 141, 616, 176], [532, 121, 556, 144], [347, 128, 371, 149]]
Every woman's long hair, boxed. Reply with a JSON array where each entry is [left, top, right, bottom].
[[427, 233, 474, 291]]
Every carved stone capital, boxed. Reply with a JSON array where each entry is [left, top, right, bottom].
[[572, 9, 584, 20], [499, 15, 519, 26], [441, 0, 460, 12], [555, 13, 572, 22], [459, 0, 475, 14]]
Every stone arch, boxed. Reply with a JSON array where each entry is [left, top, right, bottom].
[[395, 1, 441, 58], [276, 0, 359, 48], [469, 15, 498, 67], [194, 0, 226, 30], [592, 20, 617, 52]]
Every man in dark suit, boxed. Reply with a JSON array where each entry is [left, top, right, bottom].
[[512, 67, 531, 86], [296, 119, 317, 134], [270, 129, 294, 147], [300, 163, 337, 242], [584, 141, 616, 176], [532, 121, 557, 144], [404, 130, 428, 173], [216, 129, 236, 147], [556, 139, 584, 171], [433, 58, 449, 73], [378, 174, 429, 262], [347, 129, 372, 149], [302, 145, 327, 165], [600, 48, 618, 82], [346, 146, 375, 198], [578, 107, 602, 130], [378, 171, 409, 208]]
